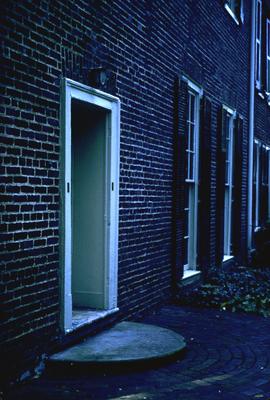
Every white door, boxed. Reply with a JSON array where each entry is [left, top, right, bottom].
[[71, 99, 107, 308]]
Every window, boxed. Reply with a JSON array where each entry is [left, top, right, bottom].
[[266, 19, 270, 93], [252, 140, 270, 231], [225, 0, 242, 24], [223, 108, 235, 259], [261, 145, 270, 223], [186, 92, 196, 182], [183, 84, 201, 272], [256, 0, 262, 88], [253, 140, 260, 229]]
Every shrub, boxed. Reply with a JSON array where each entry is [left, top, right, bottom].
[[178, 267, 270, 317]]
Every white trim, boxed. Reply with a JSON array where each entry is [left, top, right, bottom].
[[223, 255, 234, 263], [224, 3, 240, 25], [223, 104, 235, 116], [182, 76, 203, 97], [60, 78, 120, 333], [182, 270, 201, 280]]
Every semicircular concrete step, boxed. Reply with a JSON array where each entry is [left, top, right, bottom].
[[48, 322, 186, 369]]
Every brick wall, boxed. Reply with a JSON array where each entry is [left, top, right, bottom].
[[1, 0, 251, 384], [254, 1, 270, 145], [255, 95, 270, 144]]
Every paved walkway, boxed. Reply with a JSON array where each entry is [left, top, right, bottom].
[[4, 305, 270, 400]]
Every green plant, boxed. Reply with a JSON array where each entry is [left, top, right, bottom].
[[178, 266, 270, 317]]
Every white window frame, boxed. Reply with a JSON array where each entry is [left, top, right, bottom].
[[266, 19, 270, 93], [255, 0, 262, 89], [223, 106, 236, 260], [182, 78, 202, 273]]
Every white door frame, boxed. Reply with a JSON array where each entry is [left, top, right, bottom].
[[60, 78, 120, 332]]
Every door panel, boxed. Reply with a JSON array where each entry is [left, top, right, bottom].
[[71, 99, 107, 309]]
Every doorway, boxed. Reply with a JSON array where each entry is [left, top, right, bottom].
[[61, 79, 120, 332]]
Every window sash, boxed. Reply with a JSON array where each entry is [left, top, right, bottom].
[[256, 0, 262, 87], [186, 91, 197, 182], [254, 141, 260, 228], [224, 113, 233, 186], [223, 110, 234, 256], [267, 19, 270, 92]]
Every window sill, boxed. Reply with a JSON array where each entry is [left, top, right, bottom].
[[222, 255, 234, 269], [223, 255, 234, 263], [181, 270, 201, 286], [256, 81, 262, 91], [224, 4, 240, 26]]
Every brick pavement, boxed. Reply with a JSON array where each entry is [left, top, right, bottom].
[[4, 305, 270, 400]]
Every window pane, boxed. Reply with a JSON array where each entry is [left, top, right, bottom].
[[225, 161, 229, 184], [183, 237, 188, 266], [183, 197, 189, 265], [187, 151, 190, 180], [257, 1, 261, 39], [268, 22, 270, 55], [268, 59, 270, 90], [226, 137, 230, 157], [186, 89, 198, 182], [253, 143, 258, 183], [256, 43, 260, 81], [190, 94, 195, 123], [187, 124, 191, 150], [190, 153, 194, 180], [190, 124, 194, 151]]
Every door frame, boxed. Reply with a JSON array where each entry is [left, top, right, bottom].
[[60, 78, 120, 332]]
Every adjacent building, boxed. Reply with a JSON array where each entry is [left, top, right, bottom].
[[1, 0, 269, 386]]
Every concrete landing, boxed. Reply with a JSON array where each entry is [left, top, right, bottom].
[[49, 321, 186, 367]]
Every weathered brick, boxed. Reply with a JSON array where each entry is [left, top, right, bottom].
[[0, 0, 262, 387]]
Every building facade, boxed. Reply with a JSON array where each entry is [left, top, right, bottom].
[[1, 0, 269, 385], [251, 0, 270, 241]]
